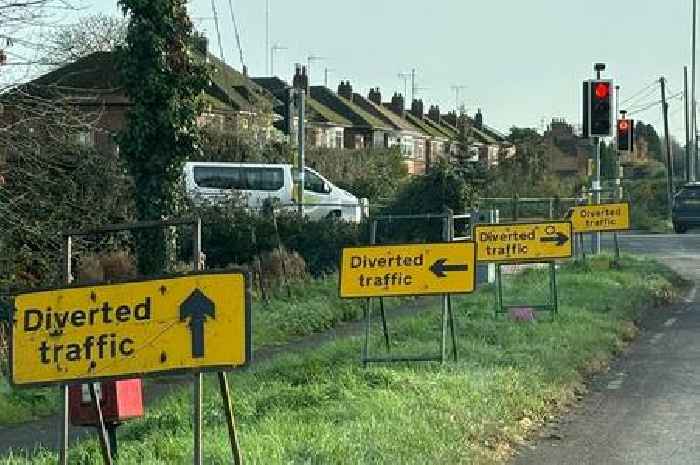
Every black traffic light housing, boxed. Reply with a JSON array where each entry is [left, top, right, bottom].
[[583, 79, 614, 138], [617, 118, 634, 151]]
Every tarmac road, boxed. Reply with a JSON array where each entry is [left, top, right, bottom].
[[512, 231, 700, 465]]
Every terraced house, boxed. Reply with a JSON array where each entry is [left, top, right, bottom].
[[2, 37, 276, 157]]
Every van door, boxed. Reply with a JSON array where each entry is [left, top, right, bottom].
[[242, 166, 287, 210], [303, 168, 333, 220]]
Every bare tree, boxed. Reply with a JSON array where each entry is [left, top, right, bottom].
[[40, 14, 127, 67], [0, 0, 78, 79]]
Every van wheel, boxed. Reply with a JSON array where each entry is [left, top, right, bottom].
[[328, 210, 342, 219]]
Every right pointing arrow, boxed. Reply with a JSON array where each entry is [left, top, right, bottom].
[[430, 258, 470, 278], [539, 231, 570, 246]]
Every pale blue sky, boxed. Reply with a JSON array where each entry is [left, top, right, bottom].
[[87, 0, 692, 137]]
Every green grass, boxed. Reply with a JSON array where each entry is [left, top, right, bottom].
[[0, 276, 371, 426], [1, 255, 687, 464]]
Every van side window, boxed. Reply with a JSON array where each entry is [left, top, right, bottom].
[[194, 166, 284, 191], [304, 169, 327, 194]]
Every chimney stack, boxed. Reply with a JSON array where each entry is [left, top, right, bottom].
[[292, 64, 303, 90], [368, 88, 382, 105], [410, 99, 424, 119], [338, 81, 353, 101], [428, 105, 441, 124], [474, 109, 483, 129], [444, 111, 458, 127], [301, 65, 309, 93], [390, 93, 405, 117]]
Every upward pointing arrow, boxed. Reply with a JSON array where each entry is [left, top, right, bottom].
[[180, 289, 216, 358]]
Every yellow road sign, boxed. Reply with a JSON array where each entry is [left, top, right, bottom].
[[11, 272, 251, 387], [567, 202, 630, 232], [475, 222, 573, 263], [340, 243, 476, 298]]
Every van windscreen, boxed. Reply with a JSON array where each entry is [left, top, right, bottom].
[[193, 166, 284, 191]]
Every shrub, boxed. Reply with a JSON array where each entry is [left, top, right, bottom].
[[305, 146, 408, 204], [183, 197, 364, 277], [380, 161, 471, 242]]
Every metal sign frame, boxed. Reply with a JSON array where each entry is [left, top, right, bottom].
[[494, 261, 559, 319], [41, 218, 243, 465], [359, 210, 475, 366]]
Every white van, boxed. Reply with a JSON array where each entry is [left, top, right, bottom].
[[183, 162, 366, 223]]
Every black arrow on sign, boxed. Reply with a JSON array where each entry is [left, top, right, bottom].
[[179, 289, 216, 358], [430, 258, 470, 278], [540, 231, 569, 246]]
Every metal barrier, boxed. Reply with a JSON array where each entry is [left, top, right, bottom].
[[361, 209, 475, 365]]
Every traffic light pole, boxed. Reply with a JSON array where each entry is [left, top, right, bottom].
[[592, 66, 603, 255], [593, 137, 601, 254]]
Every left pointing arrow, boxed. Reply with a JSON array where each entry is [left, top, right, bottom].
[[180, 289, 216, 358], [430, 258, 470, 278]]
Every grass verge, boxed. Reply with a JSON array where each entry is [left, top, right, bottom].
[[1, 255, 687, 464]]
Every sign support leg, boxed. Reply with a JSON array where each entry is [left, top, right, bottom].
[[363, 298, 371, 367], [218, 372, 243, 465], [379, 297, 390, 352], [106, 424, 118, 460], [89, 383, 113, 465], [193, 372, 203, 465], [447, 295, 458, 361], [495, 263, 504, 318], [59, 234, 73, 465], [549, 262, 559, 318], [441, 294, 448, 364], [59, 385, 69, 465]]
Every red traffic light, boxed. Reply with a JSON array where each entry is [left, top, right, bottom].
[[618, 120, 629, 131], [594, 82, 610, 99]]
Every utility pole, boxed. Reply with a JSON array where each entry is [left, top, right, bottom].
[[266, 0, 270, 75], [660, 77, 674, 215], [451, 85, 467, 113], [307, 55, 325, 86], [324, 68, 335, 88], [296, 89, 305, 218], [398, 72, 411, 102], [270, 43, 286, 76], [693, 0, 698, 179], [411, 68, 416, 104], [686, 66, 692, 182]]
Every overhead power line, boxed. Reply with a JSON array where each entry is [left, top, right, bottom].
[[227, 0, 246, 70], [619, 79, 659, 106]]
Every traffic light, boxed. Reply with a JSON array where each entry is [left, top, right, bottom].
[[617, 118, 634, 151], [583, 79, 614, 137]]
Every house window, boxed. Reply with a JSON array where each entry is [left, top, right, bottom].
[[198, 113, 225, 131], [400, 139, 414, 158], [335, 130, 343, 149], [76, 130, 94, 147]]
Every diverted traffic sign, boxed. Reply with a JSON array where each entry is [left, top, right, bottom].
[[11, 272, 251, 387], [475, 222, 573, 262], [340, 243, 476, 298], [568, 202, 630, 233]]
